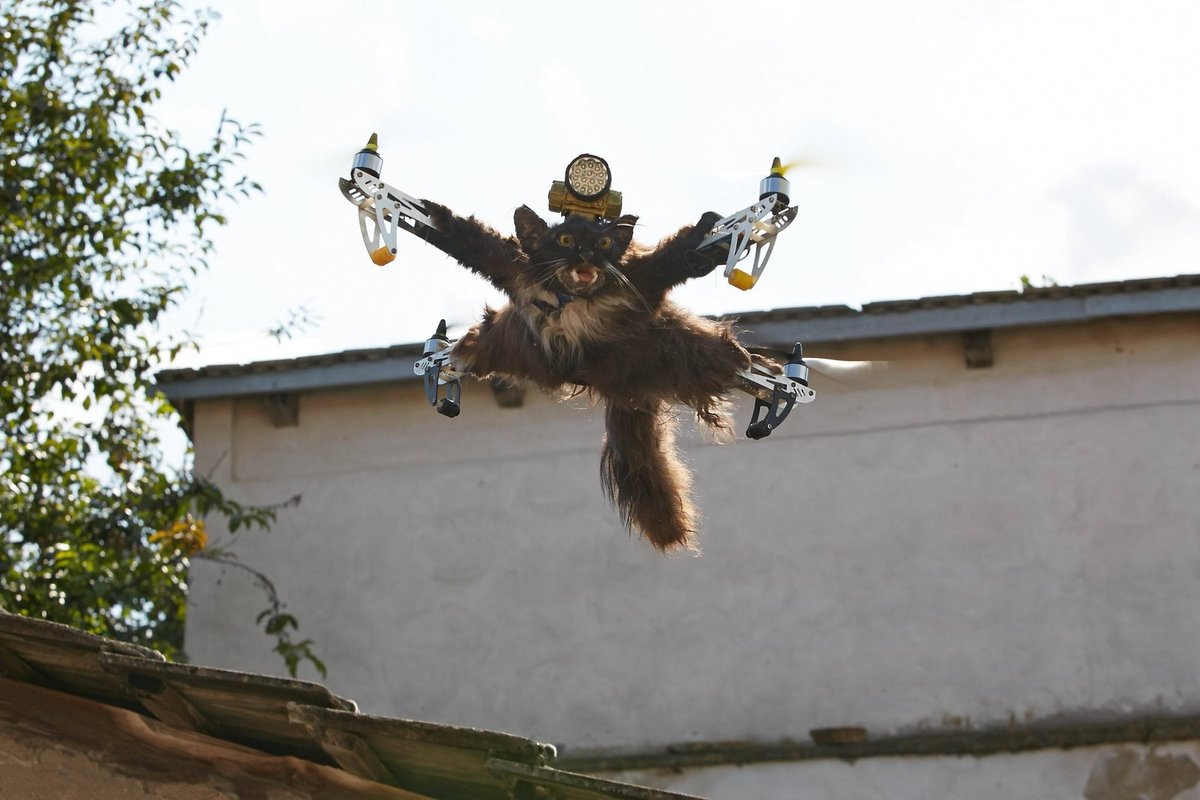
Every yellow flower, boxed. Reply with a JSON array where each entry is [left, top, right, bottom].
[[150, 517, 207, 555]]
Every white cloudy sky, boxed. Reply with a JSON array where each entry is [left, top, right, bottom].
[[154, 0, 1200, 367]]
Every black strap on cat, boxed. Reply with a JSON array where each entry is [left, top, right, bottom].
[[532, 291, 578, 316]]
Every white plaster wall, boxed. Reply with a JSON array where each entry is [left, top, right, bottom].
[[606, 742, 1200, 800], [186, 317, 1200, 758]]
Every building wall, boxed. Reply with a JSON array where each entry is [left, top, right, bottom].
[[605, 742, 1200, 800], [185, 315, 1200, 783]]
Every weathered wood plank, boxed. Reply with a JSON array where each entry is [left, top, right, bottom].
[[0, 614, 161, 709], [288, 703, 551, 764], [129, 675, 226, 738], [487, 758, 705, 800], [321, 729, 400, 786], [0, 642, 40, 682], [99, 653, 352, 764], [289, 703, 553, 800]]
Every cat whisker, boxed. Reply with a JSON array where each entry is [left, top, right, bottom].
[[601, 261, 652, 313], [528, 261, 561, 280], [533, 259, 569, 287]]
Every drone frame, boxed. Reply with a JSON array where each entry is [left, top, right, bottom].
[[338, 139, 815, 437]]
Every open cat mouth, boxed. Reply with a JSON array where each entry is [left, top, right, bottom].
[[557, 263, 604, 295]]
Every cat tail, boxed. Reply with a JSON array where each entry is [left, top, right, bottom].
[[601, 401, 699, 553]]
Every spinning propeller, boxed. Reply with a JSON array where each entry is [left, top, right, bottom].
[[804, 356, 891, 388]]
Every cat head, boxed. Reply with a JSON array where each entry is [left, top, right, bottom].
[[514, 206, 638, 297]]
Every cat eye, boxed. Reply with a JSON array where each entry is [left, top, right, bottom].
[[597, 236, 612, 249], [557, 234, 574, 247]]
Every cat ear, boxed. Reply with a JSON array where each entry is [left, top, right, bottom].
[[513, 205, 549, 250], [608, 214, 639, 249]]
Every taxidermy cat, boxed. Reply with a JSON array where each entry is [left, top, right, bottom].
[[419, 201, 776, 552]]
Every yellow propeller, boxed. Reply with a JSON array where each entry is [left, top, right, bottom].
[[773, 156, 820, 176]]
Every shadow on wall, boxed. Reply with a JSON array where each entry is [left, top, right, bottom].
[[1084, 747, 1200, 800]]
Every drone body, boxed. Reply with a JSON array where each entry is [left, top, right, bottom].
[[339, 141, 815, 550]]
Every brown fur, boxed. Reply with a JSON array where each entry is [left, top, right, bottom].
[[601, 403, 696, 551], [420, 200, 770, 551]]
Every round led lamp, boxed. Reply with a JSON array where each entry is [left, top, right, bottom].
[[564, 154, 611, 201]]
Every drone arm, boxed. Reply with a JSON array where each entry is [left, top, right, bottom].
[[736, 345, 816, 439], [694, 197, 798, 291], [339, 163, 522, 288]]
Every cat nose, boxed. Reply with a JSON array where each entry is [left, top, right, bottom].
[[580, 250, 594, 262]]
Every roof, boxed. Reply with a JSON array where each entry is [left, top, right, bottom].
[[156, 274, 1200, 403], [0, 610, 700, 800], [9, 602, 1200, 789]]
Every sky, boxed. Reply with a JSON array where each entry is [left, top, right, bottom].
[[153, 0, 1200, 368]]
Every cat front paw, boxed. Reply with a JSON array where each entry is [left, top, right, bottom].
[[696, 210, 722, 236], [682, 211, 726, 276], [682, 211, 722, 249]]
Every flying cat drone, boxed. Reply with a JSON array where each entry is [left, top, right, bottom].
[[337, 136, 816, 550], [337, 135, 813, 439]]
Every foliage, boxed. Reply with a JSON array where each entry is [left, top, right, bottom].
[[0, 0, 322, 676], [1020, 273, 1060, 290], [267, 303, 323, 343]]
